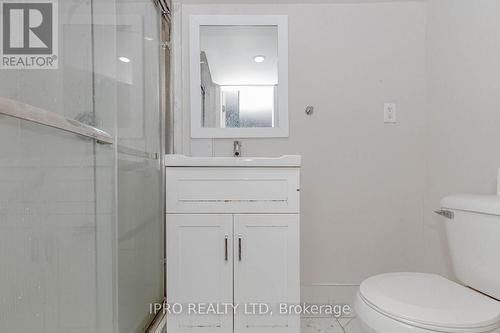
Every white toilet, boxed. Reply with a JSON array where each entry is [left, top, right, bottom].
[[355, 195, 500, 333]]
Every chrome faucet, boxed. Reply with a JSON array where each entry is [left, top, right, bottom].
[[233, 141, 242, 157]]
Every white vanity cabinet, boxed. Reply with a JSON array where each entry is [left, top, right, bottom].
[[165, 155, 300, 333]]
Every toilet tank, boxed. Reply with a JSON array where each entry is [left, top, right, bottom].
[[441, 195, 500, 300]]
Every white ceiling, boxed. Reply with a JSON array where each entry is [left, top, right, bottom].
[[200, 25, 278, 85]]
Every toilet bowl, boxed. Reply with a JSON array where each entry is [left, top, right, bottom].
[[355, 273, 500, 333], [356, 195, 500, 333]]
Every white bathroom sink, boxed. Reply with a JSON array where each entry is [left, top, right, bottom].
[[164, 154, 301, 167]]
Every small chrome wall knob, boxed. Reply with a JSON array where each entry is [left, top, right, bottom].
[[233, 140, 242, 157], [305, 106, 314, 115]]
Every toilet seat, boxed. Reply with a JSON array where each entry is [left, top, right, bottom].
[[356, 273, 500, 333]]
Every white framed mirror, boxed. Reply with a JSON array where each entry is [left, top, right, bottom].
[[189, 15, 288, 138]]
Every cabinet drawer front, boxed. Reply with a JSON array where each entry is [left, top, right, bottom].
[[166, 167, 300, 213]]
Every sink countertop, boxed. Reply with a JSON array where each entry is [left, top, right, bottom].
[[164, 154, 301, 167]]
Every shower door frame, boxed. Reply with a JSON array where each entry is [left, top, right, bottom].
[[144, 0, 171, 332]]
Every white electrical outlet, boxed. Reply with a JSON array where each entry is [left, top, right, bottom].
[[384, 102, 397, 124]]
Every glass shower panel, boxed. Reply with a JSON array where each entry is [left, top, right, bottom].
[[92, 2, 119, 332], [0, 0, 165, 332], [115, 2, 164, 332], [0, 0, 108, 332], [0, 120, 102, 333]]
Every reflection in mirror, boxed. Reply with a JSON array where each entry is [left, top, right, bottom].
[[199, 25, 278, 129]]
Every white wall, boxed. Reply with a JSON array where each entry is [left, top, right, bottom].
[[173, 1, 428, 289], [425, 0, 500, 278], [170, 2, 500, 331]]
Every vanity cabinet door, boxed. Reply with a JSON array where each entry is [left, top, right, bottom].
[[167, 214, 233, 333], [233, 214, 300, 333]]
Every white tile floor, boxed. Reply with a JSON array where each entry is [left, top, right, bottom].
[[301, 317, 364, 333], [301, 284, 363, 333]]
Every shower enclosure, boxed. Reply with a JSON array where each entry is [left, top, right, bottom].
[[0, 0, 170, 332]]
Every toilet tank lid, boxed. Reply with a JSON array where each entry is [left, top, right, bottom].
[[441, 195, 500, 216]]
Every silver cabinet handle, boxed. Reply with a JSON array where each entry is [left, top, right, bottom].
[[224, 235, 228, 261], [238, 236, 242, 261]]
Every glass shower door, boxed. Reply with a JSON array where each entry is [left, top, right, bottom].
[[0, 0, 167, 332], [114, 1, 165, 332], [0, 0, 114, 331]]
